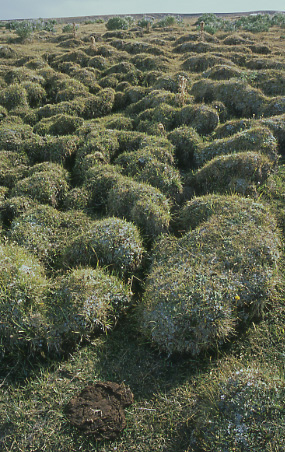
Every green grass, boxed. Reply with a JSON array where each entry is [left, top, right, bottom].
[[0, 12, 284, 452]]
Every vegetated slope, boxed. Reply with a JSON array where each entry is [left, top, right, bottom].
[[0, 13, 284, 452]]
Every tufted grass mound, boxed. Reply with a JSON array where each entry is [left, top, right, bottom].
[[62, 186, 90, 211], [194, 126, 278, 167], [258, 164, 285, 233], [0, 150, 29, 188], [83, 164, 123, 210], [22, 134, 80, 164], [188, 151, 275, 197], [191, 360, 285, 452], [0, 186, 8, 205], [4, 67, 45, 85], [202, 63, 242, 80], [0, 196, 38, 226], [47, 267, 131, 351], [114, 146, 174, 170], [62, 216, 144, 276], [107, 178, 171, 239], [262, 96, 285, 117], [115, 150, 183, 198], [177, 103, 219, 135], [74, 129, 119, 179], [88, 55, 110, 71], [191, 79, 268, 118], [66, 66, 100, 94], [177, 193, 279, 232], [21, 81, 46, 107], [9, 204, 91, 267], [0, 83, 29, 111], [139, 234, 237, 356], [82, 88, 115, 119], [253, 69, 285, 96], [116, 131, 176, 164], [130, 53, 169, 72], [33, 114, 84, 136], [128, 89, 178, 111], [168, 126, 202, 169], [0, 121, 34, 152], [0, 105, 8, 121], [136, 103, 178, 131], [89, 113, 133, 131], [213, 118, 252, 139], [11, 162, 70, 207], [0, 242, 49, 356], [46, 73, 89, 102], [258, 114, 285, 152], [139, 195, 281, 355], [182, 55, 235, 73], [35, 99, 86, 120]]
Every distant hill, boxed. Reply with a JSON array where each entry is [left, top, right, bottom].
[[1, 10, 283, 24]]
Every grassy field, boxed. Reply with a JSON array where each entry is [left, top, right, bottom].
[[0, 12, 284, 451]]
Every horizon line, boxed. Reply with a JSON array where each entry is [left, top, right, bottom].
[[1, 10, 284, 22]]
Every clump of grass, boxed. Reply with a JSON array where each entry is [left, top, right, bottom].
[[83, 164, 123, 210], [168, 126, 202, 169], [107, 178, 171, 239], [115, 149, 183, 198], [0, 122, 34, 152], [136, 103, 178, 131], [0, 150, 29, 188], [82, 88, 115, 119], [21, 81, 46, 107], [213, 118, 252, 139], [177, 103, 219, 135], [62, 216, 145, 276], [177, 192, 279, 232], [262, 96, 285, 117], [74, 129, 119, 179], [47, 267, 132, 352], [182, 54, 234, 73], [191, 359, 285, 451], [33, 114, 83, 136], [11, 162, 70, 207], [0, 186, 9, 205], [188, 151, 275, 197], [0, 241, 49, 356], [9, 204, 92, 268], [0, 196, 38, 226], [0, 83, 29, 111], [191, 79, 268, 118], [62, 186, 90, 211], [194, 126, 278, 167], [139, 194, 281, 355], [4, 67, 45, 86], [22, 134, 80, 165]]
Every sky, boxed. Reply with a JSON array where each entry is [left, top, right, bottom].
[[1, 0, 284, 21]]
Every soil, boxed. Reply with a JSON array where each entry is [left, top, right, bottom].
[[65, 381, 134, 440]]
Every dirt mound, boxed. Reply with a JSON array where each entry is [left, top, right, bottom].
[[65, 382, 133, 440]]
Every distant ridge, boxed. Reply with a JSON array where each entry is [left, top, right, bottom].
[[1, 10, 283, 23]]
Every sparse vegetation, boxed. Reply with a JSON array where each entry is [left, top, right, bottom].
[[0, 12, 284, 452]]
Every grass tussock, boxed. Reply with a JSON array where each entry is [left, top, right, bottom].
[[0, 12, 284, 452]]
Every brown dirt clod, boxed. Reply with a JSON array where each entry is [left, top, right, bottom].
[[65, 381, 134, 440]]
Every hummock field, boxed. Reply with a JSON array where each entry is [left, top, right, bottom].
[[0, 12, 284, 452]]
